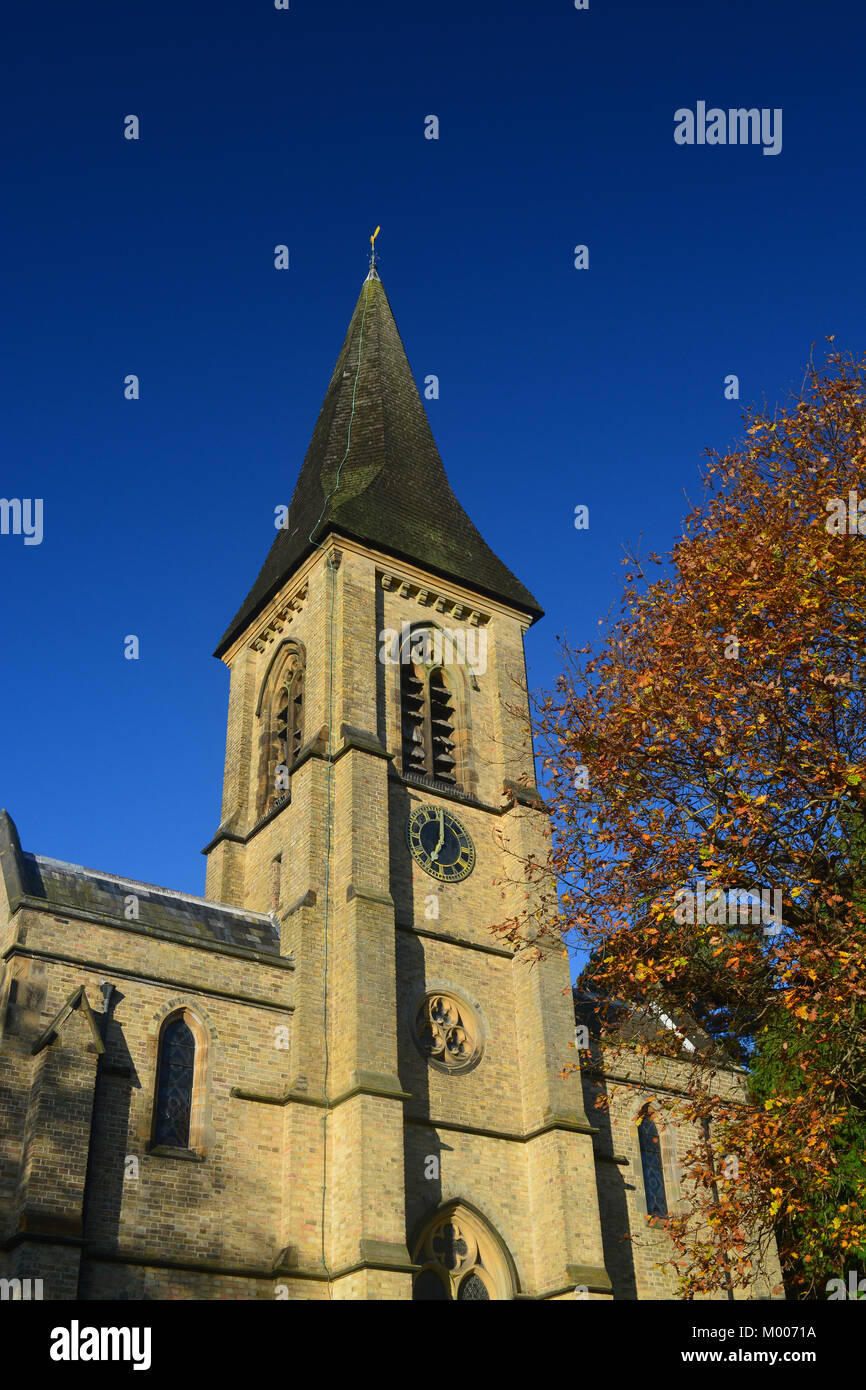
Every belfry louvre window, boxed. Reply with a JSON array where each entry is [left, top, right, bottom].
[[257, 644, 305, 817], [401, 629, 459, 788]]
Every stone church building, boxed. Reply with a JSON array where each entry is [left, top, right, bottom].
[[0, 269, 781, 1300]]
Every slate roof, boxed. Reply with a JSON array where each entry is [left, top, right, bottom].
[[574, 988, 719, 1060], [216, 270, 543, 656], [19, 855, 280, 955], [0, 812, 279, 957]]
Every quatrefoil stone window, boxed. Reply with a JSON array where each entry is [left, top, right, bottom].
[[414, 993, 481, 1074], [431, 1220, 476, 1272]]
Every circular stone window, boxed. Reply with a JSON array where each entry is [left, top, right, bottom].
[[413, 992, 482, 1074]]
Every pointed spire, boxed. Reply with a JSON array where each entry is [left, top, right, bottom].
[[216, 271, 542, 656]]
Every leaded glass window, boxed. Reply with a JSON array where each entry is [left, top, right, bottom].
[[638, 1112, 668, 1217], [413, 1268, 449, 1301], [155, 1017, 196, 1148], [458, 1272, 490, 1300]]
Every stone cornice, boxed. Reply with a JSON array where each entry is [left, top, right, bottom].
[[404, 1112, 598, 1142], [83, 1245, 420, 1284], [378, 568, 491, 627], [334, 724, 391, 763], [202, 794, 292, 854], [390, 769, 547, 819], [501, 779, 548, 813], [231, 1070, 410, 1110], [278, 889, 317, 920], [346, 885, 394, 909], [515, 1264, 613, 1298], [247, 581, 310, 654], [0, 1229, 86, 1252], [218, 537, 343, 666], [582, 1065, 745, 1100], [395, 920, 514, 959]]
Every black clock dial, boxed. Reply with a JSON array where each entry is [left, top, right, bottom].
[[407, 805, 475, 882]]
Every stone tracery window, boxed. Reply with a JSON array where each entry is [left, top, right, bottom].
[[411, 1204, 514, 1301], [256, 642, 305, 818], [414, 992, 481, 1074]]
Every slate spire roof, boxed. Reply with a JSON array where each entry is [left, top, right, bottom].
[[215, 270, 542, 656]]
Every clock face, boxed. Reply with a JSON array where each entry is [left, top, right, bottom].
[[407, 805, 475, 883]]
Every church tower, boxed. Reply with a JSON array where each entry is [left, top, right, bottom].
[[203, 267, 612, 1300]]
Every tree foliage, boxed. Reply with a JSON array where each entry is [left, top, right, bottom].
[[501, 349, 866, 1296]]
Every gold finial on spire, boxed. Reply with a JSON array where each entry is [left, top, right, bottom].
[[369, 225, 381, 273]]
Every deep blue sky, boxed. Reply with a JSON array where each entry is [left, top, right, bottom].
[[2, 0, 864, 894]]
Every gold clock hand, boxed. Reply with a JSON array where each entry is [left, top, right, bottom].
[[431, 809, 445, 862]]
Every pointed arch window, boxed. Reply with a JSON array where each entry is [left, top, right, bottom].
[[400, 627, 459, 789], [411, 1203, 516, 1300], [638, 1107, 668, 1217], [155, 1017, 195, 1149], [256, 643, 305, 818]]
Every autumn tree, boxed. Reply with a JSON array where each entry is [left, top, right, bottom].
[[748, 807, 866, 1296], [499, 348, 866, 1297]]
